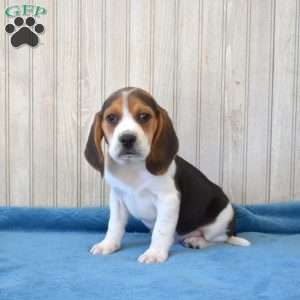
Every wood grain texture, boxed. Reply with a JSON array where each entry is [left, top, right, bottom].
[[295, 41, 300, 199], [1, 0, 300, 207], [152, 0, 175, 115], [7, 0, 31, 206], [198, 0, 224, 185], [105, 0, 127, 94], [32, 0, 54, 207], [270, 0, 297, 202], [0, 0, 6, 205], [129, 0, 151, 90], [246, 0, 273, 204], [56, 0, 79, 207], [175, 0, 200, 166], [80, 0, 103, 207], [295, 0, 300, 200], [222, 0, 248, 204]]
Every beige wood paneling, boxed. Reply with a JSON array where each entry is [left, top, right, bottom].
[[0, 0, 299, 207]]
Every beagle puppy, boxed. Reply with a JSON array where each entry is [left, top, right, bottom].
[[85, 87, 250, 264]]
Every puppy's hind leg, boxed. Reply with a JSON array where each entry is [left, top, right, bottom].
[[203, 204, 250, 247], [201, 231, 250, 247], [182, 236, 213, 249], [226, 236, 251, 247]]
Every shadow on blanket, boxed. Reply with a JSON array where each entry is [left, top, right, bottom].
[[1, 202, 300, 300]]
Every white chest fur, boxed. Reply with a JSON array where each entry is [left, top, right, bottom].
[[105, 157, 177, 229], [121, 189, 157, 229]]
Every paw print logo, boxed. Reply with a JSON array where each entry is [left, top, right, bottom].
[[5, 17, 44, 47]]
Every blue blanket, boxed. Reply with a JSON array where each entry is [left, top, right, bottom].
[[1, 203, 300, 300]]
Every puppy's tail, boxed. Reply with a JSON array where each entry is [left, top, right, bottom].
[[226, 236, 251, 247]]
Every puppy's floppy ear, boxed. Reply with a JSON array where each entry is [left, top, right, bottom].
[[146, 106, 179, 175], [84, 112, 105, 176]]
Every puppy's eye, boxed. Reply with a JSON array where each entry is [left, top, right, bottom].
[[138, 112, 151, 123], [106, 113, 119, 125]]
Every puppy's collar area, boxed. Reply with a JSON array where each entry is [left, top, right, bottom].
[[105, 153, 146, 170]]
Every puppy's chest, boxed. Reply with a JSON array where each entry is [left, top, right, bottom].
[[121, 189, 157, 229]]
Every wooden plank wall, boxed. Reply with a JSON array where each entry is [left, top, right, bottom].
[[0, 0, 299, 207]]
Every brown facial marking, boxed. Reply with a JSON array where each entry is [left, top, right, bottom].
[[102, 96, 124, 141], [145, 107, 179, 175], [84, 112, 105, 176], [128, 95, 158, 144]]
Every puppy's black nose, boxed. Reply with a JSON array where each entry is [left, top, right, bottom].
[[119, 133, 137, 148]]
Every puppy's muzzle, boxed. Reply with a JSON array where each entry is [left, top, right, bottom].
[[119, 133, 137, 149], [118, 133, 140, 157]]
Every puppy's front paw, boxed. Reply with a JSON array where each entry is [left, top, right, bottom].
[[138, 248, 168, 264], [90, 240, 120, 255]]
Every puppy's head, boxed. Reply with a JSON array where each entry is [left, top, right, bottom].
[[85, 87, 178, 176]]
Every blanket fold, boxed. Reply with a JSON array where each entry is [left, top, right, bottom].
[[1, 202, 300, 233]]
